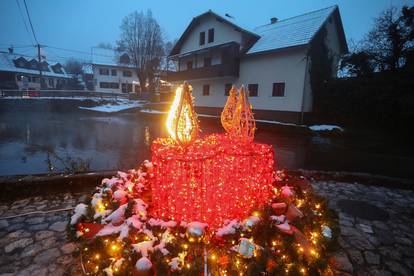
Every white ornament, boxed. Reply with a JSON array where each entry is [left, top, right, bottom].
[[186, 222, 207, 238], [135, 256, 152, 271], [236, 238, 255, 258], [244, 216, 260, 230], [321, 225, 332, 239]]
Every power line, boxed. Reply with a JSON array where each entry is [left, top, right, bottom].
[[46, 45, 116, 58], [0, 44, 34, 49], [14, 0, 35, 45], [22, 0, 39, 44]]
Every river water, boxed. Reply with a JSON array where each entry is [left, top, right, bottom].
[[0, 100, 413, 179]]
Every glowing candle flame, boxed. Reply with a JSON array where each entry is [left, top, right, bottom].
[[221, 85, 238, 133], [233, 85, 256, 143], [166, 82, 199, 146]]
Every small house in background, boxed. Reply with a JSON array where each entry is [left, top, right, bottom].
[[168, 5, 347, 123], [0, 49, 71, 90], [88, 48, 140, 94]]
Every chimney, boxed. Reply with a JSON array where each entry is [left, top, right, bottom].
[[8, 47, 13, 54], [270, 17, 278, 24]]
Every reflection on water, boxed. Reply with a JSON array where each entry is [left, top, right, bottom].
[[0, 103, 413, 179]]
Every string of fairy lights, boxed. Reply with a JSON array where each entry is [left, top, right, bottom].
[[69, 83, 337, 275]]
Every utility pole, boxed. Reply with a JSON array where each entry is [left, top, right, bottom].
[[37, 44, 43, 88]]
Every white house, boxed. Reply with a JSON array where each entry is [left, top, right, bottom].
[[167, 6, 348, 123], [89, 48, 140, 94], [0, 50, 71, 90]]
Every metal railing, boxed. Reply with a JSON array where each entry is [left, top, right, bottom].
[[0, 90, 130, 99]]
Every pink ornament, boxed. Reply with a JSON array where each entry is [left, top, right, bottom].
[[280, 185, 294, 199]]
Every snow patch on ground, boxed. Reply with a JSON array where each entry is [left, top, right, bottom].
[[309, 125, 343, 132], [79, 100, 144, 113]]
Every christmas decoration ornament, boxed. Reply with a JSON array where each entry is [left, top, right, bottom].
[[235, 238, 256, 258], [135, 256, 153, 272], [76, 223, 104, 239], [322, 225, 332, 239], [286, 204, 304, 222], [232, 85, 256, 143], [243, 215, 260, 231], [186, 222, 207, 239], [70, 166, 337, 275], [70, 82, 338, 275], [166, 82, 199, 146], [221, 85, 238, 133], [280, 185, 294, 199], [271, 202, 287, 215]]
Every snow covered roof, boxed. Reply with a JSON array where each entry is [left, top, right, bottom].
[[91, 48, 135, 68], [247, 5, 345, 54], [170, 6, 347, 56], [0, 52, 71, 78], [170, 10, 259, 56]]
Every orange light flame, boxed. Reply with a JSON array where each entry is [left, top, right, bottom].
[[232, 85, 256, 143], [221, 85, 238, 133], [166, 82, 199, 146]]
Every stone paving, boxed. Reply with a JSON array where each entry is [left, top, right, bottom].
[[0, 181, 413, 275], [0, 193, 84, 275], [312, 181, 414, 276]]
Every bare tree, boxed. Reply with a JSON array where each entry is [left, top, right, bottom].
[[117, 10, 164, 92], [163, 39, 178, 71], [64, 58, 83, 76]]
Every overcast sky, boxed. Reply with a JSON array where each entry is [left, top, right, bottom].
[[0, 0, 412, 63]]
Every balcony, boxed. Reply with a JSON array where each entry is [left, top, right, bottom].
[[167, 61, 239, 82]]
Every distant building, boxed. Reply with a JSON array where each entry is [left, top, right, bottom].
[[168, 6, 348, 123], [0, 49, 71, 90], [88, 48, 140, 94]]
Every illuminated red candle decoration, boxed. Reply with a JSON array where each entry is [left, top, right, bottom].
[[150, 84, 275, 229]]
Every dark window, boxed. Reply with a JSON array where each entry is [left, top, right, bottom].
[[208, 28, 214, 43], [248, 84, 258, 97], [111, 69, 117, 76], [203, 84, 210, 96], [123, 70, 132, 77], [224, 83, 232, 96], [100, 82, 119, 89], [203, 57, 211, 67], [199, 31, 205, 45], [121, 83, 132, 93], [48, 78, 53, 86], [272, 82, 285, 97], [186, 61, 193, 70], [99, 68, 109, 75]]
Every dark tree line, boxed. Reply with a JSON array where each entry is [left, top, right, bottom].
[[341, 5, 414, 76]]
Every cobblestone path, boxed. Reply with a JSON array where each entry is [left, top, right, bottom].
[[0, 181, 413, 275]]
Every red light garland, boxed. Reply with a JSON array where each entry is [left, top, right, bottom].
[[150, 133, 275, 229]]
